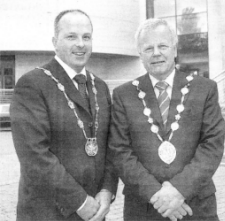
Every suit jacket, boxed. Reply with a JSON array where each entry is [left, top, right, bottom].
[[109, 70, 225, 220], [10, 58, 117, 221]]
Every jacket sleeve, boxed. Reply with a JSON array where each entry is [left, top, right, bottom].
[[170, 82, 225, 200], [108, 88, 161, 202], [99, 82, 118, 197], [10, 74, 87, 218]]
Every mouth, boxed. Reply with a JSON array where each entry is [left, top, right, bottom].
[[151, 61, 165, 65], [73, 52, 86, 56]]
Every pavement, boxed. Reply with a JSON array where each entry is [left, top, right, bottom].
[[0, 131, 225, 221]]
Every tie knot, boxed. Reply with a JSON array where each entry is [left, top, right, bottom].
[[155, 81, 168, 91], [74, 74, 87, 84]]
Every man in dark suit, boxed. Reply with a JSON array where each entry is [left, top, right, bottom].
[[109, 18, 225, 221], [10, 9, 117, 221]]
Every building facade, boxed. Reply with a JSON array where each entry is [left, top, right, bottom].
[[0, 0, 225, 108]]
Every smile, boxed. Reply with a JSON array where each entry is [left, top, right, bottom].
[[73, 52, 85, 56], [151, 61, 165, 65]]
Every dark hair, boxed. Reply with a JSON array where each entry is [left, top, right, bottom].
[[54, 9, 93, 37]]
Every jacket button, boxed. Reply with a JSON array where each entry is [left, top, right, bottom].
[[88, 122, 93, 127]]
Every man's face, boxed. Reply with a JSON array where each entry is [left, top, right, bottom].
[[53, 13, 92, 73], [138, 25, 177, 80]]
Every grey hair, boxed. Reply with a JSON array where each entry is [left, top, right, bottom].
[[54, 9, 93, 38], [135, 18, 178, 53]]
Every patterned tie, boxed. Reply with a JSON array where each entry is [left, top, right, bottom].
[[155, 81, 170, 125], [74, 74, 90, 110]]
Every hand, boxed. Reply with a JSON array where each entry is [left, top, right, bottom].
[[77, 195, 100, 221], [89, 190, 112, 221], [167, 203, 193, 221], [150, 181, 185, 216]]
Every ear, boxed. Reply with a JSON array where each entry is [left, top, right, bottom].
[[52, 37, 57, 48], [174, 44, 178, 58]]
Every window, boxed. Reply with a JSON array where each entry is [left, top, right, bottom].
[[0, 55, 15, 104], [0, 55, 15, 89], [149, 0, 209, 78]]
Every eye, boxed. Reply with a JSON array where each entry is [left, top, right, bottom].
[[83, 35, 91, 41], [66, 35, 76, 40], [159, 45, 169, 50], [144, 47, 154, 53]]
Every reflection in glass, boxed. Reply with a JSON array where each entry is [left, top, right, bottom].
[[154, 0, 175, 18], [178, 33, 208, 53], [177, 12, 207, 35], [176, 0, 207, 15]]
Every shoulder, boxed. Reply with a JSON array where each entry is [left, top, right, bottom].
[[113, 74, 146, 94], [15, 61, 56, 92], [191, 74, 217, 92], [16, 60, 54, 85]]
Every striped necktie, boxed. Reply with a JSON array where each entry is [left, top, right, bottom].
[[74, 74, 90, 111], [155, 81, 170, 125]]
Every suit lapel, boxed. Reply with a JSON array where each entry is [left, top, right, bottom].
[[138, 73, 165, 136], [44, 59, 92, 117], [165, 69, 189, 134]]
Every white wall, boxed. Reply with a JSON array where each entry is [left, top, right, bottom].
[[208, 0, 224, 78], [0, 0, 142, 56], [15, 53, 53, 81]]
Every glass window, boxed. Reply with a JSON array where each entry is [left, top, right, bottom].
[[162, 17, 177, 33], [0, 56, 15, 87], [154, 0, 175, 18], [177, 12, 207, 35], [176, 0, 207, 15], [178, 33, 208, 54]]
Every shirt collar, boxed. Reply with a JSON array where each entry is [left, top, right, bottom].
[[54, 55, 86, 80], [149, 69, 175, 88]]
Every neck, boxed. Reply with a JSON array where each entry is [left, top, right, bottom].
[[151, 66, 175, 81]]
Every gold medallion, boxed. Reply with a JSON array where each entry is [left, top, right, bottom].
[[158, 141, 176, 164], [85, 138, 98, 156]]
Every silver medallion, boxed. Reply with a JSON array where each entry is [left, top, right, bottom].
[[158, 141, 176, 164], [85, 138, 98, 156]]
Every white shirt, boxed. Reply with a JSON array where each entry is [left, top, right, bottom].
[[149, 70, 175, 99], [54, 55, 86, 90]]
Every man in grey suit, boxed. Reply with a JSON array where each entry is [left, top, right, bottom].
[[109, 18, 224, 221], [10, 9, 117, 221]]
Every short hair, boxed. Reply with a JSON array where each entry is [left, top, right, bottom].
[[54, 9, 93, 37], [135, 18, 178, 52]]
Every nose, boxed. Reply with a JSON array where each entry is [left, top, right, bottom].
[[152, 46, 161, 56], [75, 37, 84, 48]]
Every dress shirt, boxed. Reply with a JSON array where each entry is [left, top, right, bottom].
[[54, 55, 87, 90], [149, 70, 175, 99]]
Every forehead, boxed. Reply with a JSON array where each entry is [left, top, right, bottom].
[[58, 13, 93, 34], [139, 25, 173, 45]]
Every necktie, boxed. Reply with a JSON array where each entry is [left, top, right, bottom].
[[155, 81, 170, 125], [74, 74, 90, 110]]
